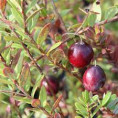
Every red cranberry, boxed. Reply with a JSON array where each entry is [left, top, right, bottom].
[[41, 76, 59, 95], [68, 41, 94, 68], [83, 65, 106, 91]]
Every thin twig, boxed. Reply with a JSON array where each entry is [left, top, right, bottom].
[[0, 90, 26, 97], [13, 80, 32, 99], [30, 55, 44, 66]]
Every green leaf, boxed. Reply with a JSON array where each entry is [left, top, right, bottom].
[[105, 6, 118, 20], [14, 51, 24, 77], [91, 95, 99, 103], [16, 30, 30, 39], [31, 74, 44, 98], [26, 8, 42, 23], [0, 76, 13, 85], [78, 97, 87, 107], [60, 9, 71, 17], [92, 105, 101, 117], [13, 96, 32, 104], [25, 0, 38, 14], [92, 1, 101, 22], [6, 49, 11, 65], [88, 13, 96, 27], [27, 13, 40, 32], [9, 0, 22, 12], [4, 36, 21, 43], [20, 63, 31, 92], [82, 15, 89, 27], [102, 92, 112, 106], [75, 102, 88, 116], [36, 23, 51, 44], [7, 0, 23, 27], [23, 39, 37, 49], [82, 13, 96, 27], [45, 105, 52, 113], [0, 36, 6, 53], [106, 94, 117, 106], [39, 86, 47, 107], [68, 23, 82, 30], [40, 5, 47, 17], [47, 42, 62, 56], [82, 90, 89, 103], [11, 43, 23, 49], [107, 98, 118, 109]]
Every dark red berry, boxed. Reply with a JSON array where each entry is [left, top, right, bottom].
[[83, 65, 106, 91], [68, 41, 94, 68], [41, 76, 59, 95]]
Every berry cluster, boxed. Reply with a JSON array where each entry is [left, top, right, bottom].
[[68, 41, 106, 91], [41, 41, 106, 95]]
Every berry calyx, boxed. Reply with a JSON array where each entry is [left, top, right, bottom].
[[83, 65, 106, 91], [68, 41, 94, 68], [41, 76, 59, 95]]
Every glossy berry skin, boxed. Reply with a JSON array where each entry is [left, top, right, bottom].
[[83, 65, 106, 91], [68, 41, 94, 68], [41, 76, 59, 95]]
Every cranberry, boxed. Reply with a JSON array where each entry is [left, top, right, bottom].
[[41, 76, 59, 95], [68, 41, 94, 68], [83, 65, 106, 91]]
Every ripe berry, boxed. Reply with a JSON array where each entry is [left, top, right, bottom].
[[83, 65, 106, 91], [41, 76, 59, 95], [68, 41, 94, 68]]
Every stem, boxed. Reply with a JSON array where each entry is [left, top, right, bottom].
[[0, 90, 25, 97], [30, 55, 44, 67], [13, 80, 32, 99]]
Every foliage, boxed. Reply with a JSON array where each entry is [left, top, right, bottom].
[[0, 0, 118, 118]]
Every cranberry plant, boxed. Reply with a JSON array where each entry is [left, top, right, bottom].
[[0, 0, 118, 118]]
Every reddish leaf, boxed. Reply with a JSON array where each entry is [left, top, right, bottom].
[[105, 35, 113, 46], [12, 49, 22, 66], [50, 49, 66, 64], [3, 67, 14, 77], [37, 23, 51, 44], [19, 63, 31, 91], [0, 0, 7, 12], [31, 99, 40, 108]]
